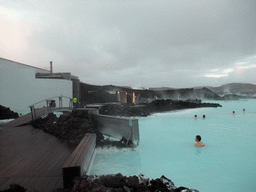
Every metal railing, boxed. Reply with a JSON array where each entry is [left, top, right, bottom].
[[92, 113, 140, 145], [76, 107, 140, 145], [29, 96, 73, 120]]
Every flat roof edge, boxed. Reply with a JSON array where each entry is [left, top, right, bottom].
[[0, 57, 50, 72]]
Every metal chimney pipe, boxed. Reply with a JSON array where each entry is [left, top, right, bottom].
[[50, 61, 53, 73]]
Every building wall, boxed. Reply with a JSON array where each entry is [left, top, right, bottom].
[[0, 58, 73, 114], [116, 91, 139, 104]]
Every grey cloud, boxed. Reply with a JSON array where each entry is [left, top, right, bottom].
[[1, 0, 256, 88]]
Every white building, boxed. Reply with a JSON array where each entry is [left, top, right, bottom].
[[0, 58, 79, 114]]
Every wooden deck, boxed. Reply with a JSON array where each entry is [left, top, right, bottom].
[[2, 107, 55, 127], [62, 134, 96, 188], [0, 125, 76, 191]]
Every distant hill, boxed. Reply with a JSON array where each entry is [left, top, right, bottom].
[[80, 83, 221, 105], [206, 83, 256, 95]]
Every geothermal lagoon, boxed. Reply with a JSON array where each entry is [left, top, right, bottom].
[[90, 100, 256, 192]]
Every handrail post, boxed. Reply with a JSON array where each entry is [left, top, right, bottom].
[[30, 106, 34, 121], [69, 98, 73, 108], [46, 100, 49, 112], [34, 106, 36, 119], [59, 96, 63, 108], [30, 105, 36, 120]]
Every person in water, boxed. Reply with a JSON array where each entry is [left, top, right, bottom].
[[195, 135, 205, 147]]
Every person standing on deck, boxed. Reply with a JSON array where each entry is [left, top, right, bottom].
[[73, 97, 78, 108], [195, 135, 205, 147]]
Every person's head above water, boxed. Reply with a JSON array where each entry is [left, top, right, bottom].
[[195, 135, 205, 147], [195, 135, 201, 141]]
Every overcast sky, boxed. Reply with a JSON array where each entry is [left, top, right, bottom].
[[1, 0, 256, 88]]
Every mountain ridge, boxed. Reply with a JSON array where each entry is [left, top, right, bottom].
[[206, 83, 256, 95], [149, 83, 256, 94]]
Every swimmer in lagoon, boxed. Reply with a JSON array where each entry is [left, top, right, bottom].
[[195, 135, 205, 147]]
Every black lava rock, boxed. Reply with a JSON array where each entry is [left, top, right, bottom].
[[0, 105, 19, 120]]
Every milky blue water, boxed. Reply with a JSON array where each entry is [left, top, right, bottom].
[[90, 100, 256, 192]]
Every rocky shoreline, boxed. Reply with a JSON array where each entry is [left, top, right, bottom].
[[99, 99, 222, 117], [0, 105, 19, 120], [1, 174, 199, 192], [72, 174, 199, 192]]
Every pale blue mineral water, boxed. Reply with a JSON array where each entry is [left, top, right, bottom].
[[90, 100, 256, 192]]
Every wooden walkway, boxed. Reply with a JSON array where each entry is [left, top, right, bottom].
[[2, 108, 55, 127], [0, 125, 76, 191]]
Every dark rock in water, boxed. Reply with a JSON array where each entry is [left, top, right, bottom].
[[99, 103, 150, 117], [173, 187, 190, 192], [160, 175, 176, 191], [71, 174, 199, 192], [146, 99, 221, 114], [0, 105, 19, 120], [139, 174, 150, 186], [102, 173, 126, 188], [173, 187, 200, 192], [149, 178, 169, 192], [126, 176, 140, 189], [96, 136, 134, 148]]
